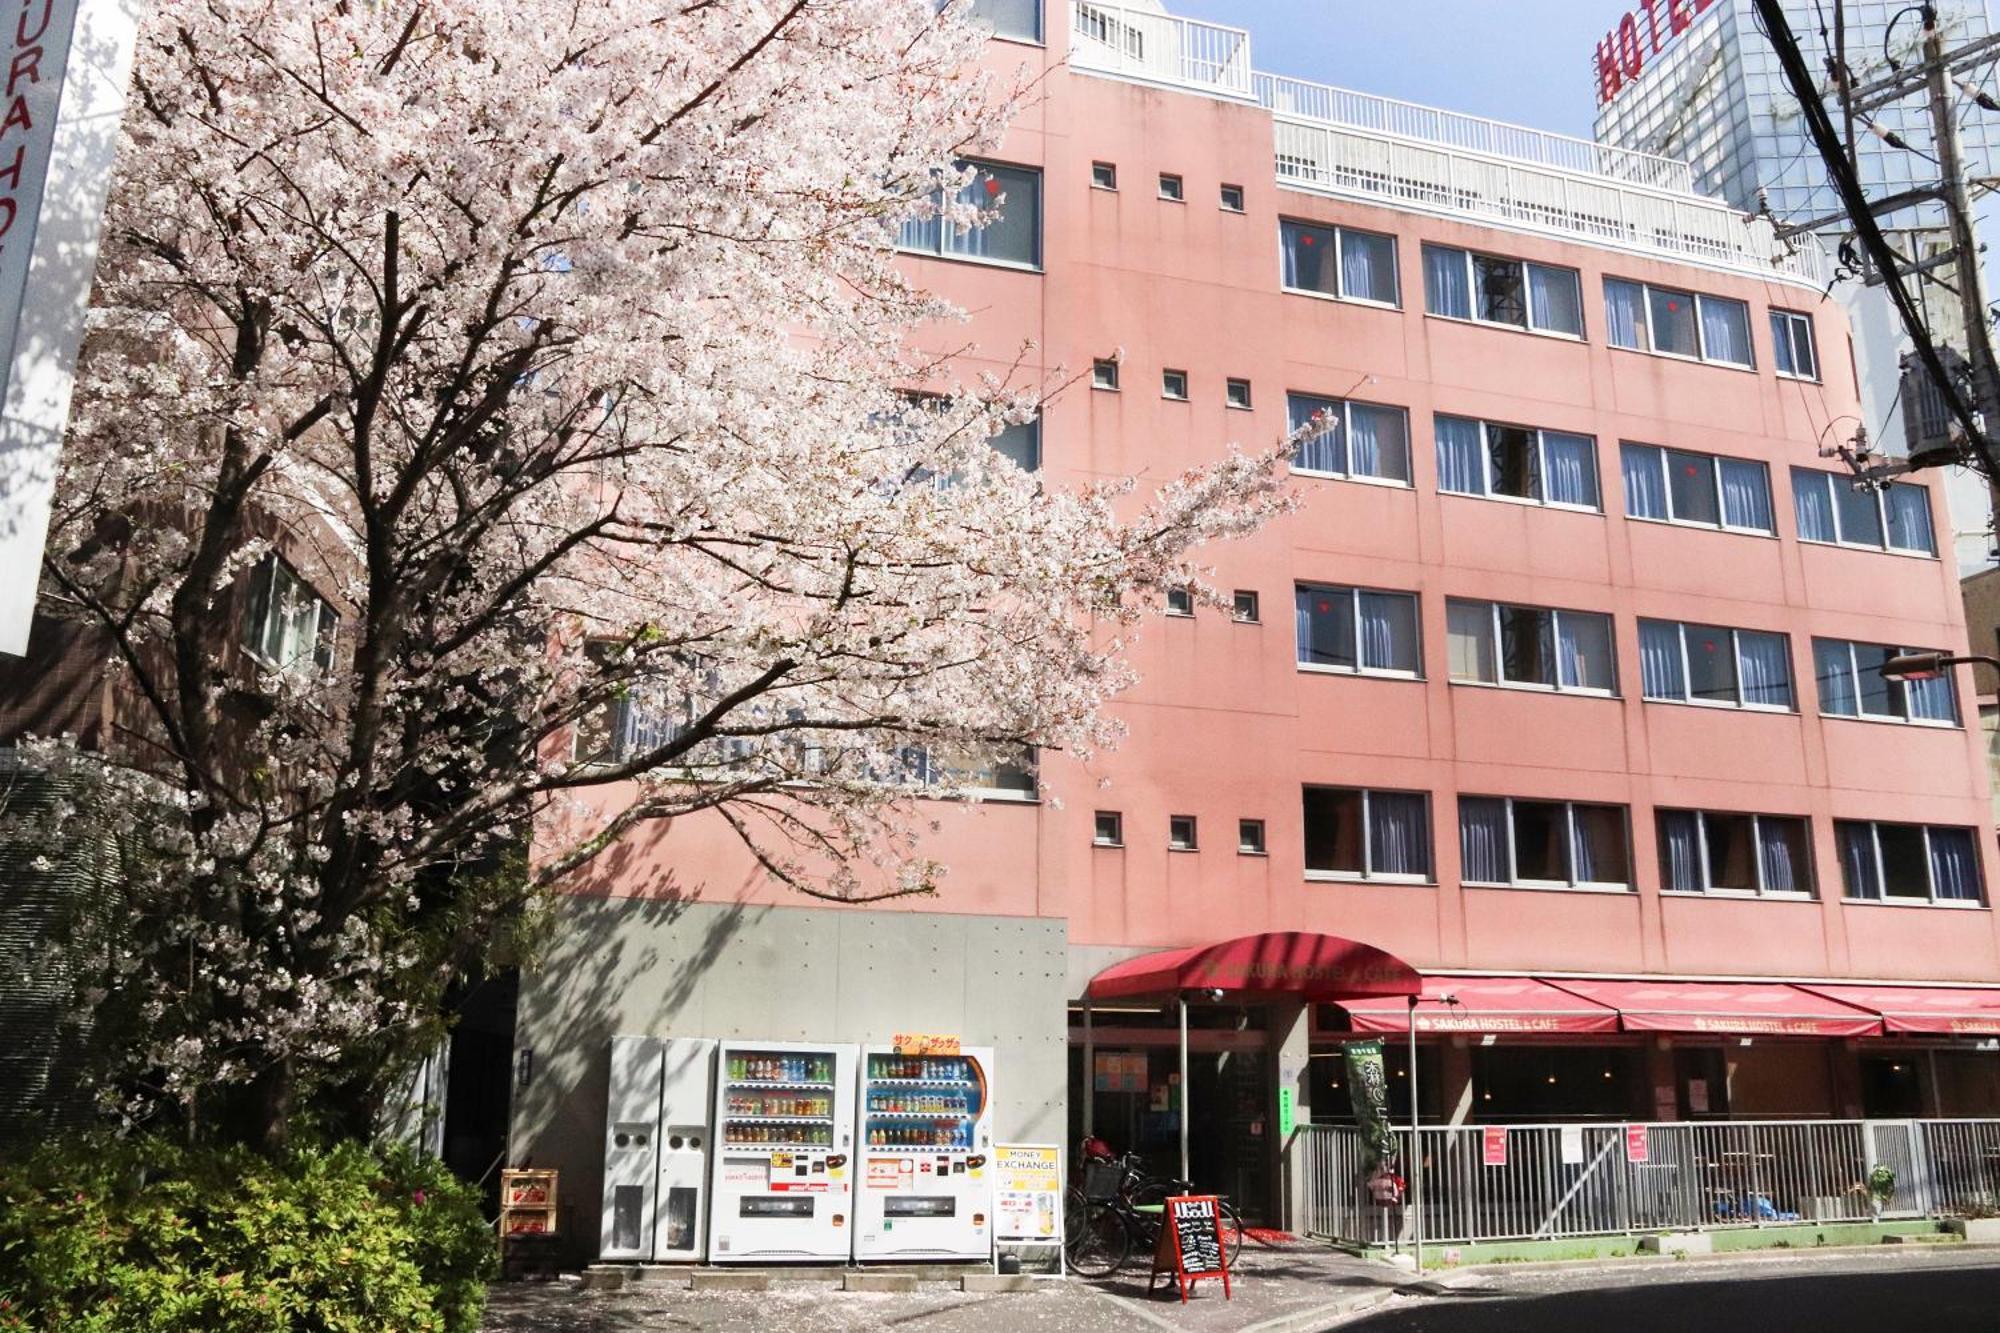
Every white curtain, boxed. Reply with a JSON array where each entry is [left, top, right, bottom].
[[1435, 415, 1485, 495], [1659, 811, 1702, 892], [1289, 394, 1346, 474], [1735, 631, 1793, 708], [1758, 821, 1799, 893], [1622, 444, 1666, 519], [1359, 592, 1416, 672], [1556, 613, 1614, 691], [1719, 458, 1774, 531], [1814, 639, 1857, 715], [1341, 230, 1396, 303], [1698, 297, 1753, 365], [1638, 620, 1686, 700], [1930, 828, 1982, 902], [1885, 485, 1935, 553], [1424, 244, 1471, 319], [1351, 403, 1408, 482], [1542, 432, 1598, 508], [1904, 669, 1957, 723], [1792, 470, 1838, 542], [1368, 793, 1430, 877], [1528, 263, 1583, 335], [1603, 278, 1647, 349], [1838, 824, 1881, 899], [1458, 798, 1510, 883]]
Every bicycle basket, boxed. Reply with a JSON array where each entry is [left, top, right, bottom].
[[1082, 1160, 1125, 1202]]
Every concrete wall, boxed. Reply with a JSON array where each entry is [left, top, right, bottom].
[[510, 896, 1068, 1254]]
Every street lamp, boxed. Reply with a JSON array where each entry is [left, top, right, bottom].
[[1879, 651, 2000, 682]]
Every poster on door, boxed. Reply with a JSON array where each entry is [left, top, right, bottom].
[[1094, 1052, 1147, 1093]]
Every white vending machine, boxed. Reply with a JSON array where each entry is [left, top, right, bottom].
[[853, 1045, 995, 1261], [599, 1036, 715, 1262], [707, 1040, 858, 1262]]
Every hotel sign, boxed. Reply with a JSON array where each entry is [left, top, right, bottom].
[[1594, 0, 1720, 105]]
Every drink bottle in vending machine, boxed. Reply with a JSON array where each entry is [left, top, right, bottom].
[[853, 1045, 995, 1262], [708, 1040, 856, 1263]]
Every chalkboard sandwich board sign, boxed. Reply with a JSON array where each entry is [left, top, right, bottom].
[[1148, 1194, 1232, 1302]]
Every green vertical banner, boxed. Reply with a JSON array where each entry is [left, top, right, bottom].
[[1344, 1039, 1396, 1168]]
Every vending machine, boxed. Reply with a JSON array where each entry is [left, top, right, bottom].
[[653, 1037, 716, 1261], [599, 1036, 715, 1262], [707, 1040, 858, 1262], [852, 1045, 996, 1261]]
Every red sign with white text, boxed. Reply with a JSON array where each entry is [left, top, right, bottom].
[[1594, 0, 1720, 105], [1482, 1126, 1509, 1167], [1626, 1125, 1651, 1163]]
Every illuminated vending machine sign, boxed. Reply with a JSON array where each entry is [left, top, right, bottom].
[[706, 1040, 858, 1263], [853, 1042, 997, 1262]]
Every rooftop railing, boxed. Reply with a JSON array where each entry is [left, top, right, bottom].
[[1068, 1, 1253, 100]]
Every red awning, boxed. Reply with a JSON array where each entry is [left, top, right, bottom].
[[1801, 983, 2000, 1036], [1085, 931, 1420, 1003], [1341, 976, 1620, 1035], [1550, 979, 1883, 1037]]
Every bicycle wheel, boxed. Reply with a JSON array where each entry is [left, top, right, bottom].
[[1065, 1201, 1132, 1279], [1215, 1198, 1246, 1269]]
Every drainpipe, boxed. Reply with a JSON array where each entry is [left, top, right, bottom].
[[1179, 992, 1192, 1184], [1409, 995, 1423, 1274], [1082, 995, 1094, 1140]]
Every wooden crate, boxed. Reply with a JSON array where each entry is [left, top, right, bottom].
[[500, 1205, 558, 1237], [501, 1169, 558, 1211]]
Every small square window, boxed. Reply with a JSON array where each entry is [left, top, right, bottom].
[[1091, 358, 1120, 391], [1225, 378, 1252, 409], [1219, 183, 1245, 212], [1158, 173, 1184, 202], [1092, 161, 1118, 190], [1232, 590, 1260, 623], [1165, 587, 1194, 617], [1093, 810, 1123, 846], [1169, 815, 1198, 850], [1162, 369, 1189, 400], [1238, 819, 1266, 855]]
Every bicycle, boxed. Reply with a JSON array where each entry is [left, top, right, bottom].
[[1062, 1145, 1246, 1277]]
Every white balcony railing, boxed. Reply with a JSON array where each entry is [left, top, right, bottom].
[[1068, 1, 1253, 100], [1254, 72, 1697, 196]]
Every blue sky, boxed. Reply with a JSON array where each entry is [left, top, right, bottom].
[[1164, 1, 1616, 139]]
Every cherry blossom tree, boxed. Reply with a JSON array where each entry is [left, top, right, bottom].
[[32, 0, 1290, 1145]]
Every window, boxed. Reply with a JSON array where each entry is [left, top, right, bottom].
[[1225, 378, 1252, 409], [1238, 819, 1267, 855], [1279, 219, 1399, 305], [1091, 161, 1117, 190], [897, 159, 1042, 268], [1813, 637, 1958, 724], [1422, 244, 1583, 337], [1169, 815, 1198, 850], [241, 554, 337, 676], [1459, 796, 1631, 889], [1165, 587, 1194, 617], [1091, 358, 1119, 390], [1219, 183, 1245, 212], [1657, 810, 1814, 896], [965, 0, 1041, 42], [1158, 173, 1184, 202], [1637, 620, 1794, 709], [1286, 393, 1411, 485], [1435, 415, 1599, 509], [1603, 278, 1753, 367], [1792, 469, 1935, 555], [989, 418, 1041, 472], [1446, 599, 1615, 694], [1771, 309, 1819, 380], [1162, 369, 1188, 400], [1621, 443, 1774, 533], [1836, 820, 1983, 904], [1094, 811, 1123, 847], [897, 743, 1038, 797], [1304, 786, 1432, 881], [1294, 583, 1420, 676], [1232, 590, 1260, 623]]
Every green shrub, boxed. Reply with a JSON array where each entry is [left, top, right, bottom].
[[0, 1135, 494, 1332]]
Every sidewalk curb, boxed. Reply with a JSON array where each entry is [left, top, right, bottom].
[[1416, 1236, 2000, 1284], [1233, 1288, 1400, 1333]]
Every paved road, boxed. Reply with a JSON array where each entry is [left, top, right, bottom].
[[1333, 1249, 2000, 1331]]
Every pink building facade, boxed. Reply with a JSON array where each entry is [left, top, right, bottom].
[[510, 3, 2000, 1237]]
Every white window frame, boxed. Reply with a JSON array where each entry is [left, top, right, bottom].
[[1285, 393, 1413, 488], [1771, 309, 1819, 381], [1219, 183, 1245, 213], [1162, 368, 1189, 400], [1813, 637, 1958, 727], [1638, 619, 1794, 712], [1446, 418, 1602, 512], [1232, 589, 1261, 623], [1836, 819, 1984, 906], [241, 553, 337, 678], [1422, 243, 1584, 340], [1238, 818, 1267, 855], [1169, 814, 1199, 851], [1605, 277, 1754, 369], [1656, 809, 1815, 898], [1091, 358, 1119, 391], [966, 0, 1043, 44], [1091, 160, 1117, 191], [896, 158, 1043, 271], [1462, 796, 1632, 892], [1445, 599, 1616, 697], [1157, 172, 1184, 202], [1791, 468, 1936, 556], [1303, 785, 1433, 884], [1164, 586, 1194, 617], [900, 742, 1039, 802], [1294, 582, 1422, 679], [1093, 810, 1124, 847], [1225, 377, 1253, 409], [1621, 442, 1775, 536], [1279, 217, 1401, 309]]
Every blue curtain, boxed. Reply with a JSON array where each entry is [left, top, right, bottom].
[[1359, 593, 1415, 671], [1719, 459, 1774, 531], [1369, 793, 1430, 877], [1814, 639, 1857, 715], [1348, 404, 1379, 477], [1638, 620, 1686, 700], [1885, 485, 1935, 553], [1556, 613, 1612, 691], [1660, 811, 1702, 892], [1736, 631, 1793, 708], [1290, 394, 1346, 474], [1351, 404, 1408, 482], [1622, 444, 1666, 519], [1294, 588, 1313, 665], [1839, 824, 1881, 899], [1282, 221, 1333, 292], [1459, 798, 1510, 883], [1930, 828, 1982, 902], [1793, 470, 1837, 542], [1342, 230, 1395, 303], [1528, 264, 1584, 335], [1699, 297, 1753, 365], [1905, 670, 1957, 723], [1570, 809, 1597, 883], [946, 174, 990, 258], [898, 195, 943, 253], [1424, 245, 1471, 319], [1542, 433, 1598, 508], [1604, 279, 1647, 349], [1436, 415, 1484, 495], [1757, 821, 1798, 893]]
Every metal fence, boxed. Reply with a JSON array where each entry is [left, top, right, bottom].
[[1068, 2, 1253, 100], [1297, 1118, 2000, 1247]]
